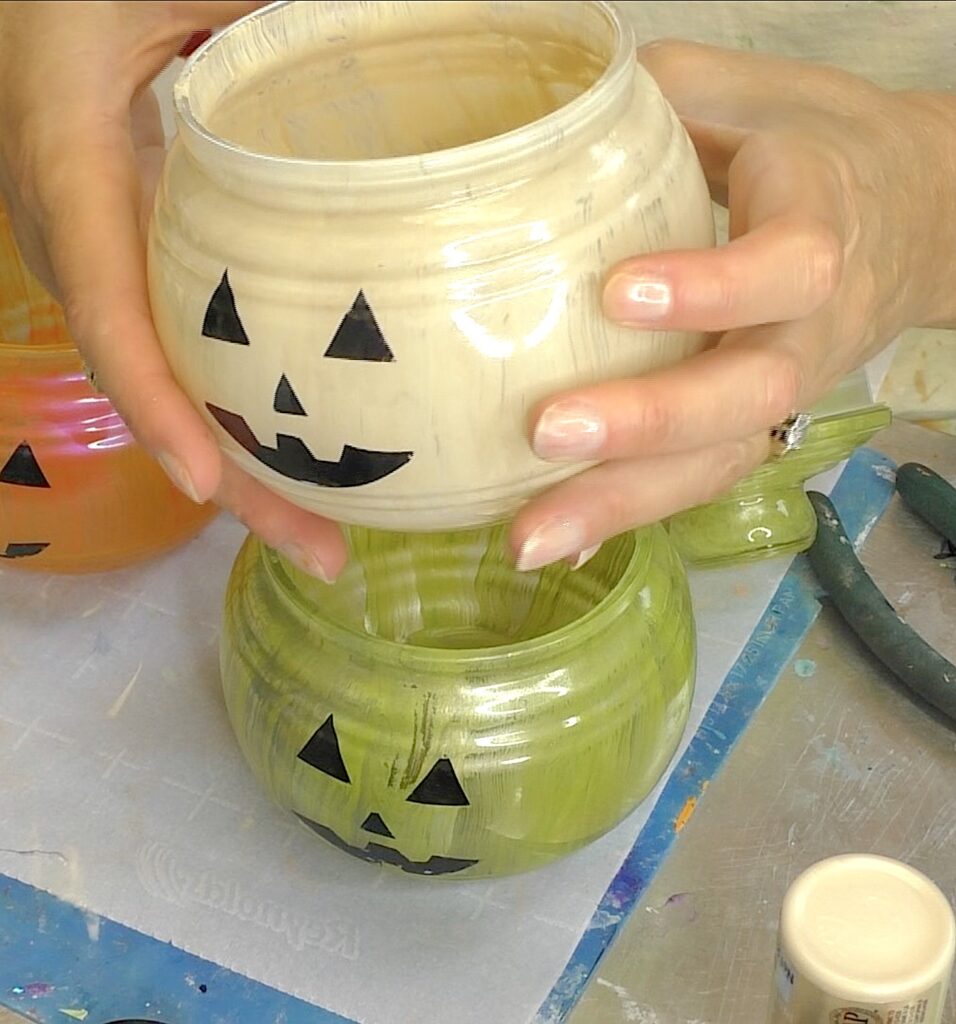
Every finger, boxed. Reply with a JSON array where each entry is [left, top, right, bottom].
[[637, 39, 878, 125], [35, 109, 223, 505], [131, 87, 167, 236], [215, 462, 347, 582], [530, 323, 806, 462], [603, 210, 842, 331], [132, 3, 270, 83], [638, 39, 794, 123], [606, 123, 848, 326], [172, 1, 269, 25], [679, 118, 746, 196], [512, 433, 769, 572]]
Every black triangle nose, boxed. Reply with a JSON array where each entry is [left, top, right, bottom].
[[361, 812, 394, 838]]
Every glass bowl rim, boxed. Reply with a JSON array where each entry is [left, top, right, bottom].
[[254, 524, 664, 669], [173, 0, 636, 185]]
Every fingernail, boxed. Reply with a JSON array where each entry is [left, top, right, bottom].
[[567, 544, 601, 571], [279, 543, 335, 584], [533, 400, 606, 460], [515, 518, 588, 573], [604, 274, 672, 324], [158, 452, 201, 504]]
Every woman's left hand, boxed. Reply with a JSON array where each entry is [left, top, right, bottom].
[[511, 40, 956, 571]]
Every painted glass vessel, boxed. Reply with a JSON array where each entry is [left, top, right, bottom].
[[0, 207, 215, 574], [148, 0, 715, 531], [221, 524, 696, 877], [668, 405, 892, 567]]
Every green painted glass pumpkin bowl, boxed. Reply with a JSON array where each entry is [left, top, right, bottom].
[[221, 523, 696, 878], [667, 404, 892, 568]]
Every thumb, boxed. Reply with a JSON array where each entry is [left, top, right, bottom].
[[41, 108, 222, 503]]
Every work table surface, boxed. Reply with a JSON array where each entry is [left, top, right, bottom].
[[1, 421, 953, 1024], [570, 419, 956, 1023]]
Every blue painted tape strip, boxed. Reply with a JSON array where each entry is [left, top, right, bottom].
[[0, 874, 356, 1022], [534, 447, 897, 1023], [0, 448, 895, 1024]]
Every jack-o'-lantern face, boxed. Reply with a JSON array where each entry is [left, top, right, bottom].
[[0, 400, 214, 574], [0, 441, 51, 560], [0, 197, 214, 573], [293, 714, 478, 876], [200, 271, 413, 490], [151, 240, 591, 531]]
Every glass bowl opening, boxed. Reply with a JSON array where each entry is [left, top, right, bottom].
[[273, 524, 640, 656], [183, 1, 623, 162]]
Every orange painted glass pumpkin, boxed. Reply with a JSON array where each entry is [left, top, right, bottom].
[[0, 206, 215, 573]]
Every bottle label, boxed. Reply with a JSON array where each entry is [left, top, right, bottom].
[[828, 1002, 932, 1023], [775, 946, 796, 1004], [767, 954, 942, 1023], [830, 1011, 883, 1024]]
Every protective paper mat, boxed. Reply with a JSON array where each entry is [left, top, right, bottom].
[[0, 468, 842, 1024]]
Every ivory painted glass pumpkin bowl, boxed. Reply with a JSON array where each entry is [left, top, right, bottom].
[[148, 0, 715, 531], [220, 524, 696, 878], [0, 207, 215, 574]]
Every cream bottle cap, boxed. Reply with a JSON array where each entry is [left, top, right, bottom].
[[781, 854, 956, 1003]]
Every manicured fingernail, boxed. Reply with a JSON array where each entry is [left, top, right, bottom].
[[279, 544, 335, 584], [567, 544, 601, 571], [158, 452, 201, 504], [515, 518, 587, 572], [604, 274, 672, 324], [533, 400, 606, 460]]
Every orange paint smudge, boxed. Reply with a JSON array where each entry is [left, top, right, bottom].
[[674, 796, 697, 833]]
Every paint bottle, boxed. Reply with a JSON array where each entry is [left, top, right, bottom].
[[766, 854, 956, 1024]]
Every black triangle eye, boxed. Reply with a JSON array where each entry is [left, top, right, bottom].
[[202, 270, 250, 345], [0, 442, 50, 488], [361, 812, 394, 838], [273, 374, 307, 415], [407, 758, 469, 806], [2, 542, 50, 559], [297, 715, 350, 783], [324, 291, 394, 362]]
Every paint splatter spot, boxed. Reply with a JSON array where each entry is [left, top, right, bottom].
[[12, 982, 55, 998], [674, 796, 697, 833], [655, 891, 698, 927], [809, 737, 866, 782], [793, 658, 817, 678], [595, 978, 654, 1021]]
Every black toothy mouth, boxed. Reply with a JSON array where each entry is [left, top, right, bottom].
[[1, 543, 50, 559], [296, 814, 479, 876], [206, 404, 412, 489]]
